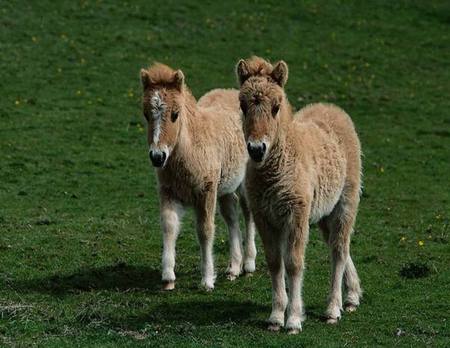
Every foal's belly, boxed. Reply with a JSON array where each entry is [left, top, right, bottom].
[[218, 163, 245, 196], [309, 191, 341, 224], [309, 181, 345, 224]]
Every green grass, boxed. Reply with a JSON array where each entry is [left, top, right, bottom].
[[1, 0, 449, 346]]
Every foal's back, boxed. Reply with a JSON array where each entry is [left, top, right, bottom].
[[296, 103, 361, 189], [198, 88, 240, 114], [197, 88, 247, 195]]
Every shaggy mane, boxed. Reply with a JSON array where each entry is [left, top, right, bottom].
[[144, 62, 177, 85], [245, 56, 274, 77]]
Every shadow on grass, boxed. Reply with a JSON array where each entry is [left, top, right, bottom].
[[120, 299, 269, 329], [11, 263, 163, 295], [9, 263, 326, 329], [113, 301, 326, 330]]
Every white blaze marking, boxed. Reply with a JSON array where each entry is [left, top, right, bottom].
[[150, 91, 166, 144]]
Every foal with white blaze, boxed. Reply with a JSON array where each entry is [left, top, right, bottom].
[[140, 63, 256, 290], [237, 57, 362, 333]]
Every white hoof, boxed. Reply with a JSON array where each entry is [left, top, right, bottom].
[[267, 315, 284, 332], [326, 317, 340, 324], [326, 303, 342, 324], [345, 303, 358, 312], [200, 278, 215, 291], [162, 281, 175, 291], [287, 328, 301, 335], [267, 323, 282, 332], [286, 316, 303, 333], [226, 262, 242, 280], [226, 273, 238, 281]]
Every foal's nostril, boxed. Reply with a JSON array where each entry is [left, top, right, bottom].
[[247, 142, 266, 162], [149, 150, 167, 167]]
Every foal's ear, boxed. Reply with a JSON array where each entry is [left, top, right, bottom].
[[271, 61, 289, 87], [236, 59, 251, 85], [140, 69, 151, 89], [173, 70, 185, 91]]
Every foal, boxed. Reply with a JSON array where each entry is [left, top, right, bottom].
[[237, 57, 362, 333], [140, 63, 256, 290]]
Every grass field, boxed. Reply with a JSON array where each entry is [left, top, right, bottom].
[[1, 0, 449, 346]]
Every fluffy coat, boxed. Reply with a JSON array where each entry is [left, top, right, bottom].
[[237, 57, 362, 333], [140, 63, 256, 290]]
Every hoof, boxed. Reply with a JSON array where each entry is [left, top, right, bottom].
[[267, 323, 281, 332], [226, 273, 238, 281], [287, 328, 301, 335], [162, 281, 175, 291], [202, 285, 214, 292], [345, 304, 358, 313], [325, 304, 342, 324], [200, 280, 215, 292], [326, 317, 340, 325], [226, 263, 242, 281]]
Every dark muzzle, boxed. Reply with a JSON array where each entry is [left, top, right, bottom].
[[149, 150, 167, 167], [247, 142, 266, 162]]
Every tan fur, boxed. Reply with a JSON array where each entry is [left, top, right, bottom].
[[237, 57, 362, 332], [140, 63, 257, 290]]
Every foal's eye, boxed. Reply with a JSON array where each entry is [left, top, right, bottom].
[[271, 104, 280, 117], [171, 110, 179, 122]]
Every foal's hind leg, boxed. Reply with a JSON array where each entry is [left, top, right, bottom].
[[343, 254, 362, 312], [238, 187, 257, 274], [219, 193, 243, 280], [322, 189, 361, 323], [320, 217, 362, 316], [195, 189, 217, 291]]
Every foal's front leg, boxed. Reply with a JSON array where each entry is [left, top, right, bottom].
[[160, 197, 184, 290], [284, 210, 310, 334], [195, 189, 217, 290], [258, 221, 287, 330]]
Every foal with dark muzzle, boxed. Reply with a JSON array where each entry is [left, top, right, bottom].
[[140, 63, 257, 291]]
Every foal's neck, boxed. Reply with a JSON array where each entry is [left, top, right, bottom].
[[275, 100, 293, 145], [262, 100, 293, 171], [173, 89, 198, 158]]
